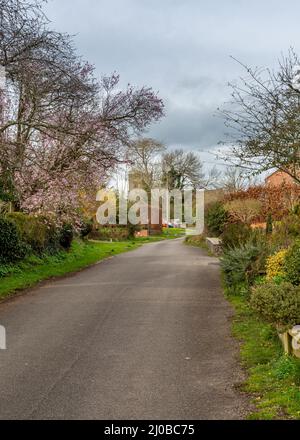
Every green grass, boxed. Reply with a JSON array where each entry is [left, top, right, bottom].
[[131, 228, 185, 243], [90, 228, 185, 245], [0, 234, 183, 300], [226, 290, 300, 419], [0, 240, 140, 300], [184, 234, 214, 256], [131, 236, 168, 243], [162, 227, 186, 238]]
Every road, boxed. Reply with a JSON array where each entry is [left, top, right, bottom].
[[0, 239, 249, 420]]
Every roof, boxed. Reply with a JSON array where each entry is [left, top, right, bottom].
[[265, 170, 280, 181]]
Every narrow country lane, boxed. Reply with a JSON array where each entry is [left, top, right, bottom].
[[0, 239, 249, 420]]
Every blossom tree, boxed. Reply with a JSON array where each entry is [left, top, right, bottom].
[[0, 0, 164, 222]]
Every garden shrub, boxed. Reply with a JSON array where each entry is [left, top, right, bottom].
[[283, 240, 300, 285], [221, 240, 268, 291], [224, 198, 262, 225], [205, 202, 228, 236], [128, 224, 141, 239], [266, 249, 288, 281], [221, 222, 252, 249], [89, 227, 130, 241], [250, 282, 300, 331], [79, 218, 93, 239], [266, 213, 273, 235], [7, 212, 48, 254], [44, 220, 61, 254], [281, 214, 300, 237], [59, 223, 74, 250], [19, 214, 62, 254], [271, 214, 300, 249], [0, 216, 28, 263], [292, 204, 300, 216], [223, 183, 300, 221]]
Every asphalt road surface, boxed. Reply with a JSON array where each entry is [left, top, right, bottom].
[[0, 239, 249, 420]]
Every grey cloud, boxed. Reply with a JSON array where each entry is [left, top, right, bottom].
[[148, 106, 225, 150], [44, 0, 300, 163]]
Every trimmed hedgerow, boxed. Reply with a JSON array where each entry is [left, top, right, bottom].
[[7, 212, 48, 254], [59, 223, 74, 250], [0, 216, 28, 263], [250, 282, 300, 332], [283, 240, 300, 286], [205, 202, 228, 236]]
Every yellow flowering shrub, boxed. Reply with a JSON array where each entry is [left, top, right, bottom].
[[266, 249, 288, 281]]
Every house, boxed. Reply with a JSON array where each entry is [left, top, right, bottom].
[[265, 170, 297, 187]]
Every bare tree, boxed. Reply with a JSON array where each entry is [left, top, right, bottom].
[[219, 50, 300, 184], [201, 166, 222, 189], [162, 149, 221, 190], [129, 138, 166, 191], [221, 166, 259, 192]]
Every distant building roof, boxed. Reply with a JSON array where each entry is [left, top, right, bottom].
[[265, 170, 297, 187]]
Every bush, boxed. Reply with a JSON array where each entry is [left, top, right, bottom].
[[271, 214, 300, 249], [59, 223, 74, 250], [79, 218, 93, 239], [0, 216, 28, 263], [281, 214, 300, 237], [89, 227, 130, 241], [221, 241, 268, 291], [205, 202, 228, 236], [43, 219, 61, 254], [266, 249, 288, 281], [283, 240, 300, 285], [7, 212, 49, 254], [128, 224, 141, 239], [224, 198, 262, 224], [221, 222, 252, 249], [266, 213, 273, 235], [292, 204, 300, 216], [250, 282, 300, 331]]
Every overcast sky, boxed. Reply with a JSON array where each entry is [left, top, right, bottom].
[[45, 0, 300, 167]]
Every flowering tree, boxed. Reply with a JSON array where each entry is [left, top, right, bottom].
[[0, 0, 164, 223]]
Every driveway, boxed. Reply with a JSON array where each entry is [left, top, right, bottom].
[[0, 239, 249, 419]]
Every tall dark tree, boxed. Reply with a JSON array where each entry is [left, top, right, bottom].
[[162, 149, 220, 190]]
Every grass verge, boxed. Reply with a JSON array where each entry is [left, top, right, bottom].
[[162, 227, 186, 238], [0, 240, 140, 300], [226, 290, 300, 419], [184, 235, 214, 256], [187, 235, 300, 418]]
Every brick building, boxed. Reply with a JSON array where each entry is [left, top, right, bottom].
[[265, 170, 298, 187]]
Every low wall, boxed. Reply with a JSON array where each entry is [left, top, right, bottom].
[[206, 237, 222, 256], [278, 326, 300, 358]]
